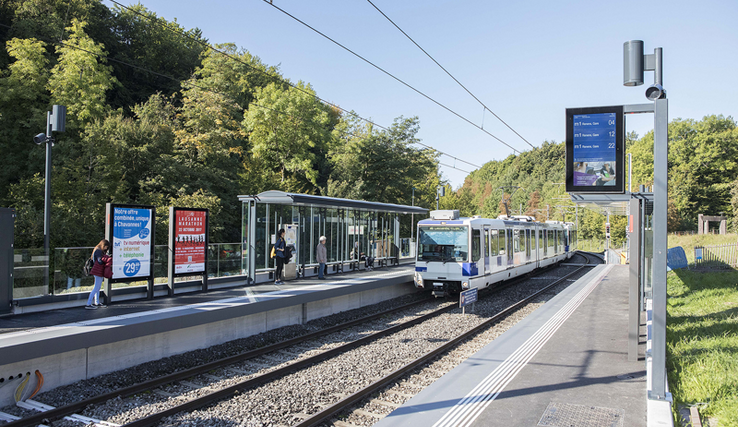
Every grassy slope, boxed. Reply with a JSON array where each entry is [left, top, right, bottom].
[[667, 269, 738, 426], [669, 233, 738, 264]]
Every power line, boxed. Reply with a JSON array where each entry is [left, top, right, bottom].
[[261, 0, 520, 155], [105, 0, 482, 170], [365, 0, 534, 149]]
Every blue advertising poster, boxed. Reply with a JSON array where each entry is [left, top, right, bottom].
[[572, 112, 617, 187], [112, 207, 152, 279]]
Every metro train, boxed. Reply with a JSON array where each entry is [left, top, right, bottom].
[[414, 210, 577, 297]]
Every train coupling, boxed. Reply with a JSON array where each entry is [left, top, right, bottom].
[[432, 283, 447, 298]]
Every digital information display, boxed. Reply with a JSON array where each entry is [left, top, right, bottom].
[[111, 206, 153, 279], [173, 209, 207, 274], [566, 106, 624, 194]]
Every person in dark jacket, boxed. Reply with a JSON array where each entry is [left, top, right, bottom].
[[274, 229, 286, 285], [87, 239, 111, 309]]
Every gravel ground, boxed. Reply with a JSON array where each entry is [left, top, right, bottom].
[[0, 254, 597, 427]]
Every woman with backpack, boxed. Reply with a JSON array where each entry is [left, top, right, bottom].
[[87, 239, 111, 309], [274, 229, 286, 285]]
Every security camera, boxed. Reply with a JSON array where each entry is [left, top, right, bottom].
[[33, 133, 47, 145], [645, 84, 666, 101]]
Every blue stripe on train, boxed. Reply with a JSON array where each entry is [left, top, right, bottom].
[[462, 262, 478, 276]]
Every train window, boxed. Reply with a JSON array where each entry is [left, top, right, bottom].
[[472, 229, 481, 261], [538, 230, 548, 256], [417, 226, 469, 262], [525, 230, 531, 257], [548, 230, 554, 248], [484, 229, 490, 257], [507, 229, 514, 260], [490, 229, 499, 256], [518, 229, 525, 253]]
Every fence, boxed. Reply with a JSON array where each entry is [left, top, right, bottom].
[[12, 243, 243, 300], [694, 243, 738, 268]]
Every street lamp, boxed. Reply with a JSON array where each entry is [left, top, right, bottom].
[[35, 105, 66, 294]]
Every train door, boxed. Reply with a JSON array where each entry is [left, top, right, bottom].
[[484, 227, 491, 274], [471, 228, 482, 274], [506, 229, 513, 265], [525, 229, 531, 262]]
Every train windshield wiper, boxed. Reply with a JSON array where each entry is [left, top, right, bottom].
[[441, 256, 457, 264]]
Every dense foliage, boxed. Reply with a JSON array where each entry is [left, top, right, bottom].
[[0, 0, 441, 248]]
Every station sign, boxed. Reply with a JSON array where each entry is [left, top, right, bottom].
[[460, 287, 478, 308], [565, 105, 625, 194], [106, 203, 155, 282]]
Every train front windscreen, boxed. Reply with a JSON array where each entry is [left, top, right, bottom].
[[417, 226, 468, 262]]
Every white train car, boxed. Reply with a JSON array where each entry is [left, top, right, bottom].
[[414, 210, 576, 297]]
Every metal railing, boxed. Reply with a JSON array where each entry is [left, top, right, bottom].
[[12, 243, 244, 300], [694, 243, 738, 268]]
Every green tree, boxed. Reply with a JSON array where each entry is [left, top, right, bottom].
[[244, 81, 334, 190], [47, 18, 117, 127], [327, 115, 439, 206], [0, 37, 49, 200]]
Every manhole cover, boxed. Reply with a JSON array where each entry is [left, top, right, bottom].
[[538, 402, 624, 427]]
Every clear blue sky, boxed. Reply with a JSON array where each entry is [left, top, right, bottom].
[[110, 0, 738, 188]]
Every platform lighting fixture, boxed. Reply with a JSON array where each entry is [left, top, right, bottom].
[[623, 40, 665, 100]]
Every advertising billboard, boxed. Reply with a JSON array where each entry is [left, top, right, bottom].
[[173, 209, 208, 274], [566, 106, 625, 194], [109, 205, 154, 280]]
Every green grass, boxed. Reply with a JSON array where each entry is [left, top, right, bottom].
[[667, 269, 738, 426]]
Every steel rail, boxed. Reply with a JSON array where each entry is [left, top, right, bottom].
[[292, 252, 596, 427], [4, 295, 432, 427], [7, 254, 590, 427], [121, 256, 588, 426], [119, 255, 588, 427]]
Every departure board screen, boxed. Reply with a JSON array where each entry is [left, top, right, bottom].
[[566, 106, 624, 194]]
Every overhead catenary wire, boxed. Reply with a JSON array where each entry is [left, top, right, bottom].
[[365, 0, 534, 149], [261, 0, 519, 155], [104, 0, 482, 170]]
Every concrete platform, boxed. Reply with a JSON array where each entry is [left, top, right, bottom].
[[375, 264, 648, 427], [0, 266, 415, 407]]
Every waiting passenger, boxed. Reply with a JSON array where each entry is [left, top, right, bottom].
[[274, 228, 286, 285], [317, 236, 327, 279]]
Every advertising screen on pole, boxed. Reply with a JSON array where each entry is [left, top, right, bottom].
[[111, 206, 152, 279], [566, 106, 625, 194], [174, 209, 207, 274]]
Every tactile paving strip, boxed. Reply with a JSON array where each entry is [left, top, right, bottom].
[[538, 402, 624, 427]]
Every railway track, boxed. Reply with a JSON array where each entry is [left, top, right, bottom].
[[3, 252, 598, 427]]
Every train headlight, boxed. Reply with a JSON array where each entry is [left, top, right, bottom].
[[462, 281, 469, 290], [414, 272, 424, 287]]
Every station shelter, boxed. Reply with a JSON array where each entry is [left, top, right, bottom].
[[238, 191, 428, 283]]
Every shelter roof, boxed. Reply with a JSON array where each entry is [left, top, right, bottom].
[[238, 191, 428, 215], [570, 192, 653, 216]]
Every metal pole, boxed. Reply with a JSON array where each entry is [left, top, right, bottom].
[[650, 97, 669, 401], [411, 187, 415, 242], [628, 152, 633, 193], [43, 113, 52, 294]]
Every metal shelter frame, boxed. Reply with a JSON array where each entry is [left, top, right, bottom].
[[238, 191, 428, 283]]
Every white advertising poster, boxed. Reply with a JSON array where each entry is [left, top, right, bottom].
[[112, 207, 152, 279]]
